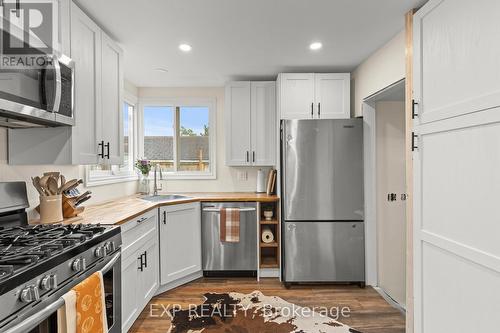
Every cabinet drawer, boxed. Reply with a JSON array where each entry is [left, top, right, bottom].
[[121, 209, 157, 257]]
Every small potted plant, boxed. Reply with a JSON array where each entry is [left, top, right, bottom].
[[135, 158, 152, 194]]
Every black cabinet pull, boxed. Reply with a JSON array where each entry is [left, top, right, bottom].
[[246, 151, 249, 163], [104, 142, 110, 159], [137, 254, 144, 271], [98, 141, 105, 158], [143, 251, 147, 268], [311, 103, 314, 117], [252, 151, 255, 163], [318, 103, 321, 117], [163, 210, 166, 224]]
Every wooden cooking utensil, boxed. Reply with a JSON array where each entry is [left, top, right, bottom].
[[31, 177, 46, 196], [46, 177, 59, 195], [38, 175, 51, 190]]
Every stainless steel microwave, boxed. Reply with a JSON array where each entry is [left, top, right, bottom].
[[0, 54, 75, 128]]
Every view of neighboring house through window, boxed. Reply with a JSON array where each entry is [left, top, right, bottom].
[[142, 103, 213, 177]]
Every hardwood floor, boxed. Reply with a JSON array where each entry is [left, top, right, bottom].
[[129, 278, 405, 333]]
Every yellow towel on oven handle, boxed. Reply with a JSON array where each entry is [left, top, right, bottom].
[[57, 271, 108, 333]]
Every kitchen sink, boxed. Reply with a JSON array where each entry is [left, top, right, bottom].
[[140, 194, 191, 202]]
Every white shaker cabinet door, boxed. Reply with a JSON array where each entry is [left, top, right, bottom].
[[314, 73, 350, 119], [121, 252, 140, 332], [137, 236, 159, 309], [279, 73, 315, 119], [160, 203, 201, 285], [70, 2, 101, 164], [100, 32, 124, 165], [225, 82, 252, 165], [251, 81, 276, 166]]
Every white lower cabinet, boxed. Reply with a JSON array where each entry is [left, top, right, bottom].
[[159, 203, 202, 285], [121, 210, 159, 332]]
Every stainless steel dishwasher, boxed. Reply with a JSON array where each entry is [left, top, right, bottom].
[[202, 202, 257, 275]]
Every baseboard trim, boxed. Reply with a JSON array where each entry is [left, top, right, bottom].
[[373, 287, 406, 314], [155, 271, 203, 296]]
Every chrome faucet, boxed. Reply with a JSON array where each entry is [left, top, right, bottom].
[[153, 164, 163, 196]]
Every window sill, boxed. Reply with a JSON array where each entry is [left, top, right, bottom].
[[85, 174, 138, 187]]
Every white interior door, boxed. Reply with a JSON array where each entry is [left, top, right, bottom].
[[376, 101, 406, 307], [413, 1, 500, 332]]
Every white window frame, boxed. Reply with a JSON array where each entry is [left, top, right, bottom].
[[85, 91, 139, 186], [138, 97, 217, 180]]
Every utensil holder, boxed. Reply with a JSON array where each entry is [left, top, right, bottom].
[[39, 195, 63, 224]]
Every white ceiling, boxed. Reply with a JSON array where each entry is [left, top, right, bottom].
[[75, 0, 426, 87]]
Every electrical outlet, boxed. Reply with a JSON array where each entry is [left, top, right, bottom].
[[237, 171, 248, 181]]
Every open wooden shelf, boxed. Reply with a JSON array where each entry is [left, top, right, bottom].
[[258, 201, 280, 272], [260, 219, 278, 225], [260, 256, 279, 268]]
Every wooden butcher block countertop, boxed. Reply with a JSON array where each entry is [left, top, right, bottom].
[[31, 193, 279, 226]]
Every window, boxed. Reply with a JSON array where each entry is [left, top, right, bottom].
[[86, 99, 138, 186], [140, 99, 216, 179]]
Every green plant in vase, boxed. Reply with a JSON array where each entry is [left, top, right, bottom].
[[135, 159, 152, 194]]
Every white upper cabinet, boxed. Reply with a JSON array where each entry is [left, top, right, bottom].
[[314, 73, 350, 119], [278, 73, 315, 119], [278, 73, 350, 120], [225, 81, 276, 166], [100, 33, 124, 165], [251, 82, 276, 166], [7, 2, 124, 165], [70, 2, 102, 164], [225, 82, 252, 166]]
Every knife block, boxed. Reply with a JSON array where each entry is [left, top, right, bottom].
[[62, 193, 85, 218]]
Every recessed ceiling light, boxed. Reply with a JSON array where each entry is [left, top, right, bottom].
[[309, 42, 323, 51], [179, 43, 192, 52], [154, 67, 169, 73]]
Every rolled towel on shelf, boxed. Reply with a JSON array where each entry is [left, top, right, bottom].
[[261, 226, 274, 243]]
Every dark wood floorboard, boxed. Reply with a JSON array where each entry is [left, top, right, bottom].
[[129, 278, 405, 333]]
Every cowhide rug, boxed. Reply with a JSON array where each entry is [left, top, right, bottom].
[[168, 291, 362, 333]]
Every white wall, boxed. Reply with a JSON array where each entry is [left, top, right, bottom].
[[352, 31, 406, 117], [138, 87, 263, 193]]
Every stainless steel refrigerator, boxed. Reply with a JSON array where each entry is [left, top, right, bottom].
[[281, 119, 365, 284]]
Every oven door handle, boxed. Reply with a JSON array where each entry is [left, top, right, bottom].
[[3, 252, 121, 333]]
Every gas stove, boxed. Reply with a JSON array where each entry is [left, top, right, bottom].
[[0, 182, 122, 333], [0, 223, 120, 295]]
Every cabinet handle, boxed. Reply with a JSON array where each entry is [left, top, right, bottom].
[[143, 251, 148, 268], [98, 141, 105, 158], [246, 151, 249, 163], [137, 254, 144, 272], [137, 217, 147, 224], [318, 103, 321, 118], [163, 210, 166, 224], [105, 142, 110, 159], [311, 103, 314, 118], [252, 151, 255, 163]]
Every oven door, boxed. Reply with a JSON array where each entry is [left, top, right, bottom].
[[2, 252, 121, 333]]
